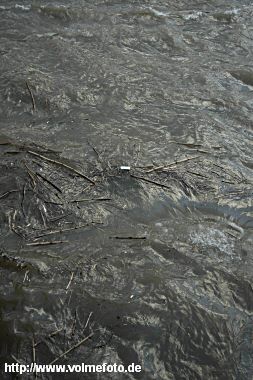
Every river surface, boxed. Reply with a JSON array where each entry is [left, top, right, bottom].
[[0, 1, 253, 379]]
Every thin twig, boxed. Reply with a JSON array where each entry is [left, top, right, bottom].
[[173, 141, 211, 153], [4, 150, 22, 155], [26, 81, 36, 111], [71, 198, 111, 203], [194, 149, 209, 154], [110, 236, 147, 240], [28, 150, 95, 185], [226, 231, 237, 238], [49, 333, 94, 365], [33, 223, 93, 240], [213, 163, 241, 182], [87, 140, 101, 161], [70, 309, 77, 337], [23, 270, 29, 282], [221, 180, 236, 185], [34, 328, 63, 348], [10, 210, 23, 238], [36, 172, 62, 193], [32, 337, 37, 379], [84, 312, 93, 330], [146, 155, 200, 173], [66, 271, 75, 290], [39, 206, 47, 228], [174, 142, 203, 148], [130, 174, 171, 190], [11, 355, 22, 364], [186, 170, 210, 179], [24, 163, 37, 188], [27, 241, 68, 246], [67, 290, 73, 307], [48, 213, 70, 223], [134, 143, 141, 167], [32, 338, 36, 362], [0, 189, 19, 199], [21, 184, 26, 217]]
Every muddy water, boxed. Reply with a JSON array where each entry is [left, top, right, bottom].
[[0, 1, 253, 379]]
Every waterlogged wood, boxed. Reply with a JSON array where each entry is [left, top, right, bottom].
[[28, 150, 95, 185]]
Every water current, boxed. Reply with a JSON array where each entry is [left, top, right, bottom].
[[0, 1, 253, 379]]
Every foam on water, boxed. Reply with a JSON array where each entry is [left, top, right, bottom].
[[15, 4, 31, 11], [191, 226, 235, 255], [183, 11, 203, 21]]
